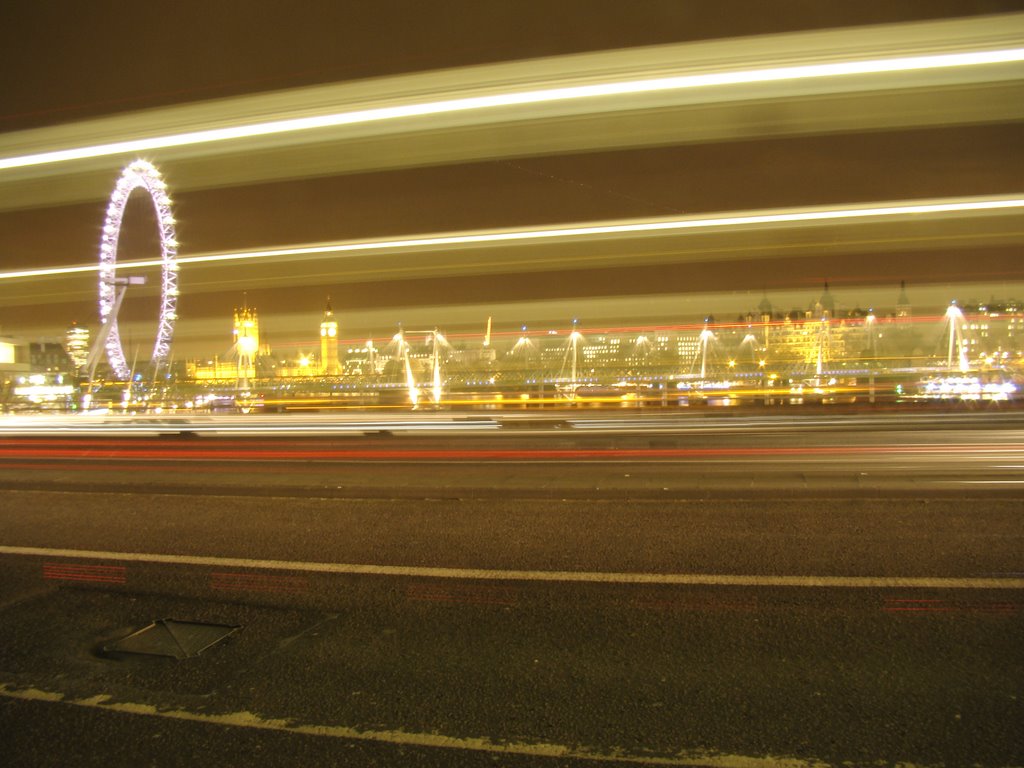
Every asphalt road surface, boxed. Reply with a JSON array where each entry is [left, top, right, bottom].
[[2, 409, 1024, 497], [0, 411, 1021, 766]]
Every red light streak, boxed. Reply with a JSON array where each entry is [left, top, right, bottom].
[[210, 572, 308, 594], [302, 310, 1009, 348], [883, 597, 1017, 614], [2, 440, 1020, 463], [42, 562, 126, 585]]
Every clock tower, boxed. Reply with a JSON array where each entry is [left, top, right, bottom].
[[320, 297, 340, 375]]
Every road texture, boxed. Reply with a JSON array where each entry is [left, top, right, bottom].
[[0, 412, 1021, 766]]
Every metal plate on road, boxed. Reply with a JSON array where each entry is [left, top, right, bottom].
[[103, 619, 240, 660]]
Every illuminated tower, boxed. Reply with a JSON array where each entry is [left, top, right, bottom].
[[818, 281, 835, 320], [896, 280, 912, 321], [65, 322, 90, 372], [233, 301, 260, 386], [758, 293, 773, 351], [320, 297, 340, 375]]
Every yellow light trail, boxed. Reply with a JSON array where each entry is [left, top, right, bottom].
[[1, 48, 1022, 172], [1, 195, 1021, 282]]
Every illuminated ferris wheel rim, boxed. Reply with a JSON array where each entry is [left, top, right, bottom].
[[98, 160, 178, 380]]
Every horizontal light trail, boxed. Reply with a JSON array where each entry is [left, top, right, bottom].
[[2, 47, 1022, 173], [2, 195, 1022, 281], [1, 411, 1021, 437], [388, 311, 976, 345], [0, 421, 501, 436], [949, 479, 1024, 484], [0, 442, 1020, 462], [3, 545, 1023, 589], [882, 597, 1017, 613]]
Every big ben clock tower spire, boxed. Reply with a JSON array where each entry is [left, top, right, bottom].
[[320, 297, 340, 375]]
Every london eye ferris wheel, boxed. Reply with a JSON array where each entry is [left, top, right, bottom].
[[95, 160, 179, 381]]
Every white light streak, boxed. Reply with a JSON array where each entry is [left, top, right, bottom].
[[1, 48, 1023, 171], [2, 195, 1021, 282]]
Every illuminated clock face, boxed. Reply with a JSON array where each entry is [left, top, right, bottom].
[[320, 328, 326, 336], [328, 327, 336, 337]]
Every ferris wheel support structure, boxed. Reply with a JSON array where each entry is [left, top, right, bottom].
[[84, 276, 146, 382]]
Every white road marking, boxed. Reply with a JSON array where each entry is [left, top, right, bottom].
[[0, 683, 829, 767], [1, 545, 1021, 590]]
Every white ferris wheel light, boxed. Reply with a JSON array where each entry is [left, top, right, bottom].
[[97, 160, 179, 380]]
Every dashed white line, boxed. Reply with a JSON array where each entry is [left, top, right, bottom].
[[0, 683, 844, 767]]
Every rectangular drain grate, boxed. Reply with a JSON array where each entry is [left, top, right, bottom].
[[103, 619, 240, 659]]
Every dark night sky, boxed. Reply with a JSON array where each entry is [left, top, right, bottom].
[[1, 0, 1022, 352]]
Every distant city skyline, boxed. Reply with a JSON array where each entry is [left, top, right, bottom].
[[4, 279, 1021, 362]]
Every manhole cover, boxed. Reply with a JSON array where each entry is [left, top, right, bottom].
[[104, 619, 240, 659]]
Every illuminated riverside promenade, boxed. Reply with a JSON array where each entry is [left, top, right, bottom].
[[39, 294, 1017, 415], [5, 286, 1022, 414]]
